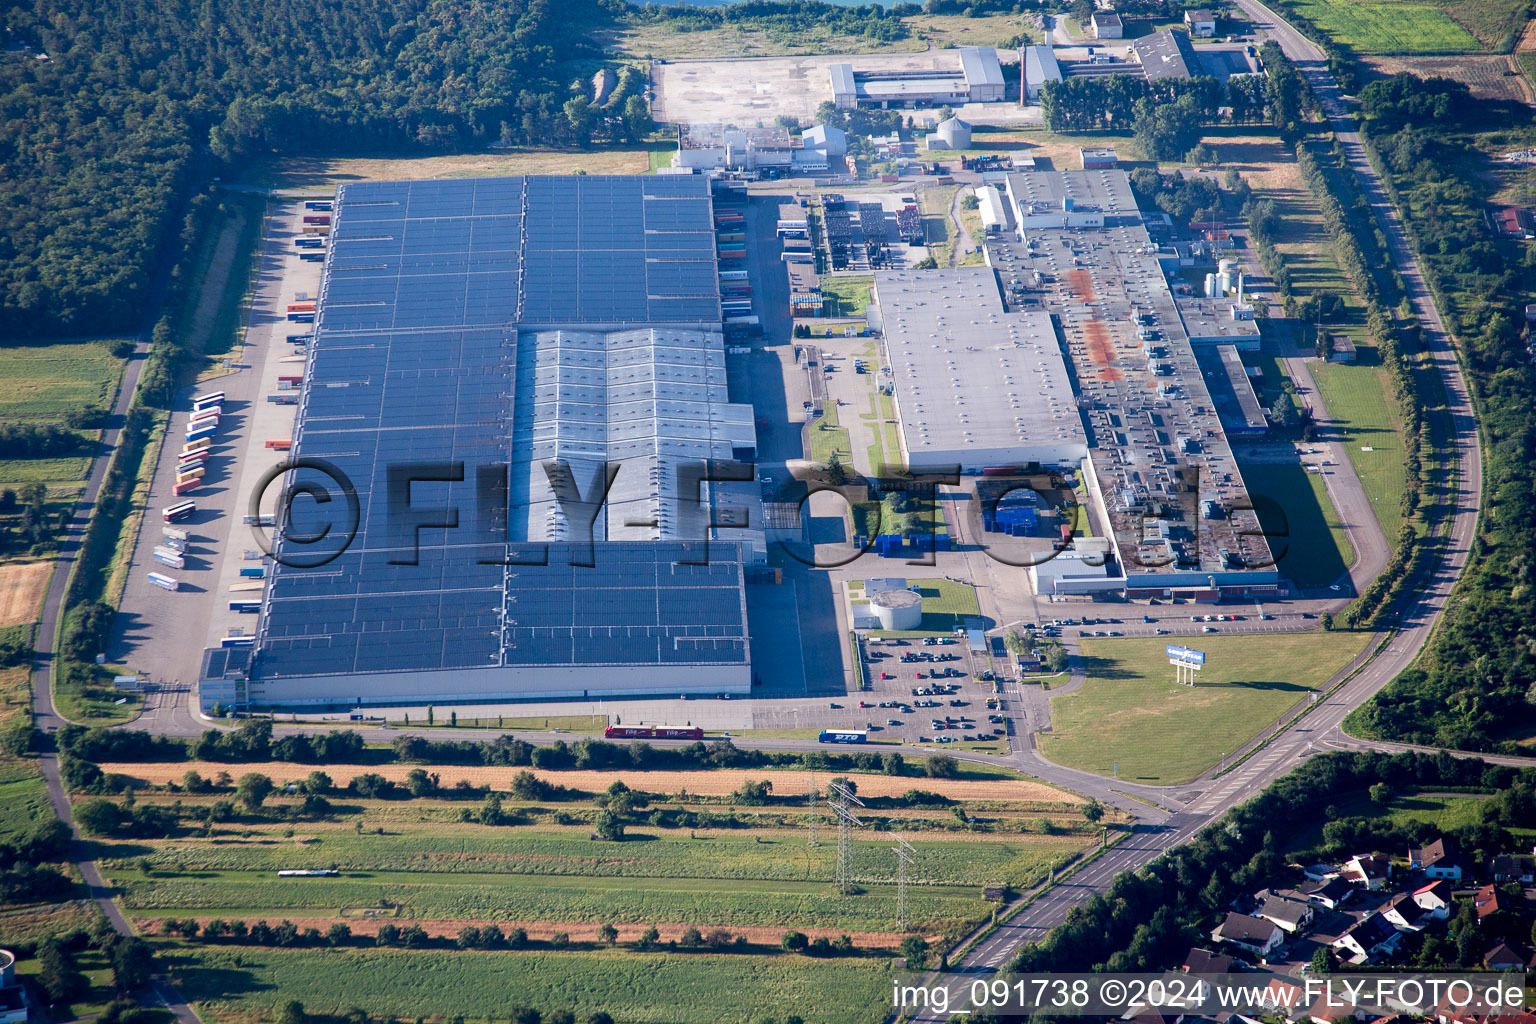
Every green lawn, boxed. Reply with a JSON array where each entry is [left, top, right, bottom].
[[166, 946, 895, 1024], [1039, 632, 1370, 784], [0, 762, 51, 839], [1380, 791, 1493, 831], [1239, 460, 1354, 588], [1287, 0, 1479, 52], [1310, 353, 1409, 541], [807, 401, 852, 465], [820, 275, 874, 318], [849, 493, 948, 540]]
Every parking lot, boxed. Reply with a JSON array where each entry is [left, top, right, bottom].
[[109, 201, 322, 687]]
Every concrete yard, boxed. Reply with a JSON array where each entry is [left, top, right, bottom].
[[652, 49, 1029, 126]]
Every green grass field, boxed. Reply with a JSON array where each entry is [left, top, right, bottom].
[[166, 946, 895, 1024], [1287, 0, 1480, 52], [808, 401, 852, 465], [1380, 791, 1493, 831], [1310, 354, 1409, 541], [1039, 632, 1370, 784], [0, 762, 51, 839], [1239, 461, 1354, 588], [821, 276, 873, 318]]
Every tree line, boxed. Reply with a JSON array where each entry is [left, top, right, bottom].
[[1349, 72, 1536, 751]]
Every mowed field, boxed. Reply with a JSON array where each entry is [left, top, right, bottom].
[[0, 339, 125, 510], [602, 11, 1024, 59], [1240, 461, 1355, 589], [1365, 54, 1533, 103], [0, 562, 49, 626], [1286, 0, 1480, 52], [1039, 631, 1371, 784], [244, 146, 671, 191], [166, 946, 895, 1024], [1310, 353, 1410, 541]]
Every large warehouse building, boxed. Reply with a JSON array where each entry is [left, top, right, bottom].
[[829, 47, 1007, 109], [873, 267, 1087, 472], [200, 176, 758, 711]]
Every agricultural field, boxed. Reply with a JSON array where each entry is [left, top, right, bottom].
[[1310, 352, 1410, 541], [1039, 632, 1370, 784], [1285, 0, 1479, 53], [601, 11, 1024, 59], [89, 765, 1095, 950], [0, 563, 48, 627], [167, 946, 895, 1024], [0, 338, 128, 554], [1239, 461, 1355, 589], [1365, 54, 1533, 104]]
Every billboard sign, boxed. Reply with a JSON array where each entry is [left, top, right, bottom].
[[1165, 644, 1206, 666]]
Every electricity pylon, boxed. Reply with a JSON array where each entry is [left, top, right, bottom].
[[828, 779, 865, 895], [893, 835, 916, 932]]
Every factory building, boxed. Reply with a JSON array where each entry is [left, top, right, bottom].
[[1091, 11, 1124, 38], [673, 124, 794, 173], [201, 175, 757, 711], [829, 47, 1007, 109], [1022, 45, 1062, 101], [1196, 345, 1268, 438], [1133, 30, 1197, 81], [873, 267, 1087, 472], [992, 170, 1281, 600], [802, 123, 849, 159]]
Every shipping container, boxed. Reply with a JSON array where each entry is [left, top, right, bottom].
[[183, 437, 211, 454], [304, 200, 333, 211], [302, 214, 330, 225], [277, 374, 303, 384], [287, 335, 313, 345], [286, 302, 316, 313], [173, 480, 201, 496], [162, 537, 187, 552], [299, 252, 324, 262], [177, 449, 209, 466], [267, 394, 298, 405], [176, 467, 205, 484], [147, 572, 180, 592], [286, 312, 315, 323], [265, 439, 292, 451], [239, 567, 266, 579], [294, 237, 323, 248], [163, 501, 196, 522], [185, 424, 216, 441], [229, 600, 261, 613], [220, 635, 255, 648], [193, 390, 226, 407], [162, 526, 189, 541], [189, 408, 219, 425]]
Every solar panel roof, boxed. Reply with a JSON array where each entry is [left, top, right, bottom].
[[256, 175, 746, 683]]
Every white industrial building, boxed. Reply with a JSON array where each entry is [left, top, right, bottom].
[[673, 124, 794, 173], [977, 185, 1012, 235], [829, 47, 1007, 109], [1022, 45, 1062, 102], [1003, 171, 1116, 229], [873, 267, 1087, 472], [802, 123, 849, 158]]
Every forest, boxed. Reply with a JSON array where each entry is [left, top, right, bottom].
[[1346, 74, 1536, 751], [0, 0, 612, 338]]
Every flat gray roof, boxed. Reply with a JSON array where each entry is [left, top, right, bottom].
[[679, 123, 792, 151], [1196, 344, 1267, 434], [1177, 296, 1262, 343], [991, 169, 1274, 579], [1134, 30, 1196, 81], [874, 267, 1084, 462]]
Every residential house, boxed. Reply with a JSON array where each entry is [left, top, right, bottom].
[[1341, 853, 1391, 889], [1182, 947, 1237, 974], [1303, 875, 1355, 910], [1412, 880, 1454, 919], [1091, 11, 1124, 38], [1474, 883, 1514, 921], [1211, 912, 1283, 958], [1409, 837, 1464, 881], [1256, 893, 1313, 935], [1485, 941, 1525, 970], [1332, 913, 1403, 964], [1380, 892, 1428, 932], [1184, 8, 1216, 36], [1490, 853, 1536, 884]]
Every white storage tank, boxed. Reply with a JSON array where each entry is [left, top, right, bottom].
[[0, 949, 13, 987], [934, 116, 972, 150], [1218, 257, 1239, 275], [870, 588, 924, 631], [1203, 272, 1218, 298]]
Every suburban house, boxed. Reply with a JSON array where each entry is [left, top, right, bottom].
[[1409, 837, 1464, 881], [1184, 8, 1216, 36], [1304, 875, 1355, 909], [1211, 912, 1284, 958], [1181, 947, 1237, 974], [1341, 853, 1391, 889], [1412, 880, 1454, 918], [1091, 10, 1124, 38], [1332, 913, 1403, 964], [1485, 941, 1526, 970], [1380, 893, 1428, 932], [1474, 883, 1514, 921], [1257, 893, 1314, 935], [1490, 853, 1536, 884]]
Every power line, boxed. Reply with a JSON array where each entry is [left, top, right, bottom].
[[828, 779, 865, 895], [806, 772, 819, 848], [893, 835, 916, 932]]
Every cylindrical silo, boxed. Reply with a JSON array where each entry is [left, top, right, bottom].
[[870, 588, 923, 631], [935, 117, 972, 150]]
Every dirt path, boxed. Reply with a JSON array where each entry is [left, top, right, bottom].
[[100, 760, 1083, 804], [133, 915, 936, 949], [0, 562, 51, 627]]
